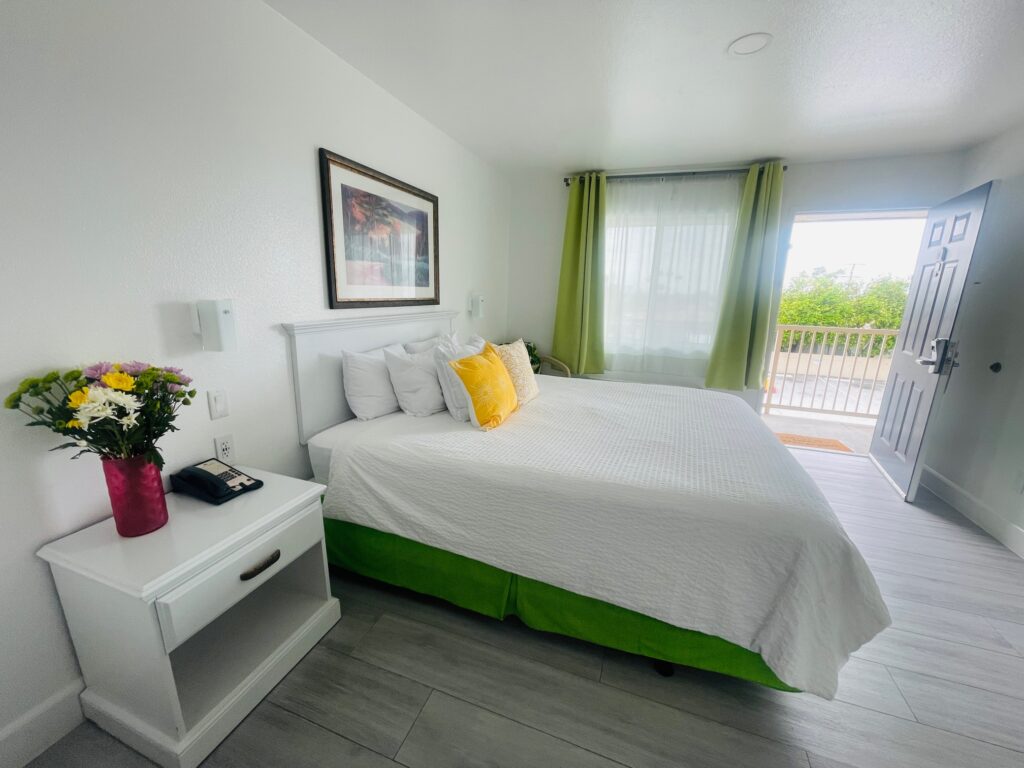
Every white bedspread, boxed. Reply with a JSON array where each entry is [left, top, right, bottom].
[[320, 376, 890, 697]]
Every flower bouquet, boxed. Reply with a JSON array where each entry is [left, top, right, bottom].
[[5, 362, 196, 536]]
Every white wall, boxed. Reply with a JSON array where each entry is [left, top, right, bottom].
[[0, 1, 510, 763], [921, 122, 1024, 556], [777, 151, 966, 263], [505, 172, 569, 350], [962, 122, 1024, 187], [505, 152, 966, 355]]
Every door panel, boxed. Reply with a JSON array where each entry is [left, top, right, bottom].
[[869, 183, 991, 500]]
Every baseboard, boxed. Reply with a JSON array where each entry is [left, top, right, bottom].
[[921, 465, 1024, 558], [0, 679, 84, 767]]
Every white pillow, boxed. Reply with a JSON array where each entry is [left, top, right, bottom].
[[341, 345, 403, 420], [403, 332, 454, 354], [384, 348, 447, 416], [494, 339, 540, 406], [433, 335, 485, 421]]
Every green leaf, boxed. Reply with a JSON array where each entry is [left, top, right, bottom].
[[145, 448, 165, 470], [778, 270, 908, 355], [49, 442, 83, 452]]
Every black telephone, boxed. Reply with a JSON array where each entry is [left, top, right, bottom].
[[170, 459, 263, 505]]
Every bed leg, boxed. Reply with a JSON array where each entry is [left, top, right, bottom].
[[652, 660, 675, 677]]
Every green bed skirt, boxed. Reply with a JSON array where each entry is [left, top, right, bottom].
[[323, 518, 796, 692]]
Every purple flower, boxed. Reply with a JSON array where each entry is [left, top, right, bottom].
[[82, 362, 114, 381], [167, 383, 183, 393], [163, 366, 193, 385], [120, 361, 151, 375]]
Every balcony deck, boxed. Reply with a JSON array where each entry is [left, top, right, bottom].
[[763, 411, 875, 454]]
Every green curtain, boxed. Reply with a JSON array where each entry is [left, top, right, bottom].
[[551, 172, 606, 375], [705, 162, 785, 391]]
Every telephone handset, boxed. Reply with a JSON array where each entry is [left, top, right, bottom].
[[170, 459, 263, 505]]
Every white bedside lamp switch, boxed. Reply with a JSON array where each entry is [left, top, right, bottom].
[[470, 293, 485, 319], [192, 299, 237, 352], [207, 390, 229, 420]]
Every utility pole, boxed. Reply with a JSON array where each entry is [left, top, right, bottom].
[[841, 262, 866, 286]]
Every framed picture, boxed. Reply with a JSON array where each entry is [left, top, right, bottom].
[[318, 148, 439, 309]]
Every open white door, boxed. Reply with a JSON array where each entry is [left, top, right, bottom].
[[869, 183, 991, 501]]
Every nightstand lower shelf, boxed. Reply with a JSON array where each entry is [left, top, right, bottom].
[[171, 544, 332, 731], [82, 597, 338, 768]]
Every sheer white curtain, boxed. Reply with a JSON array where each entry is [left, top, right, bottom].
[[603, 174, 744, 385]]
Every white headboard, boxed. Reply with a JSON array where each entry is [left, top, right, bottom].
[[283, 310, 458, 444]]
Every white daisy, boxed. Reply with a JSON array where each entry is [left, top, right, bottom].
[[103, 389, 141, 412]]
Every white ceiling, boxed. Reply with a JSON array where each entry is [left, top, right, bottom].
[[266, 0, 1024, 172]]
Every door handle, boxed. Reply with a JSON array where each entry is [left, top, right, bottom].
[[917, 338, 954, 374]]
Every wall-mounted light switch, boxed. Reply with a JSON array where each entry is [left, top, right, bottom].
[[207, 390, 229, 420]]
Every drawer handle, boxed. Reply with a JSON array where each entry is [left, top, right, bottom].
[[239, 549, 281, 581]]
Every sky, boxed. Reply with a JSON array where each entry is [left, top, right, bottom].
[[784, 218, 927, 287]]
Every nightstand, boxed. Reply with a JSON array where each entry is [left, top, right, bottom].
[[38, 468, 340, 768]]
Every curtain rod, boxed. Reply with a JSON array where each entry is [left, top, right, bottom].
[[562, 165, 787, 187]]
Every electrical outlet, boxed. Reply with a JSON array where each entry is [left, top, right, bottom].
[[215, 434, 235, 463]]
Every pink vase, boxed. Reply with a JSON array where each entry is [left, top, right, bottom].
[[101, 456, 169, 537]]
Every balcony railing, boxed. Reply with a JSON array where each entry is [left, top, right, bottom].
[[763, 325, 899, 418]]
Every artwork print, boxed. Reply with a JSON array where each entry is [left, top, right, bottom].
[[340, 185, 430, 288], [319, 149, 439, 308]]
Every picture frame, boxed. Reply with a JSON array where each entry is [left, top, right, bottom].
[[318, 148, 440, 309]]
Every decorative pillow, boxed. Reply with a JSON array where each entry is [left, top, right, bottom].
[[447, 342, 519, 430], [341, 345, 403, 420], [403, 332, 454, 354], [433, 335, 485, 421], [493, 339, 540, 406], [384, 348, 446, 417]]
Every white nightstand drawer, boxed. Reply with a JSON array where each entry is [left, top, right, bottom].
[[155, 501, 323, 651]]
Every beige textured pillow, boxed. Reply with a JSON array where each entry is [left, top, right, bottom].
[[494, 339, 539, 406]]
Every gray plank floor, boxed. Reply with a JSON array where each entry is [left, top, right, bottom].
[[30, 450, 1024, 768]]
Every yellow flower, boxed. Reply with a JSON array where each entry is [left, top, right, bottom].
[[101, 371, 135, 391], [68, 387, 90, 408], [66, 419, 82, 429]]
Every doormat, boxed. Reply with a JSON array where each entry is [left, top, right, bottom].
[[775, 433, 853, 453]]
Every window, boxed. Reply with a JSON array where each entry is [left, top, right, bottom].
[[603, 173, 744, 385]]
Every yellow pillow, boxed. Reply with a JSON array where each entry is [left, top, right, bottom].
[[448, 342, 519, 430]]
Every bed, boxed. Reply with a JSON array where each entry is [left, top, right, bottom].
[[285, 312, 890, 699]]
